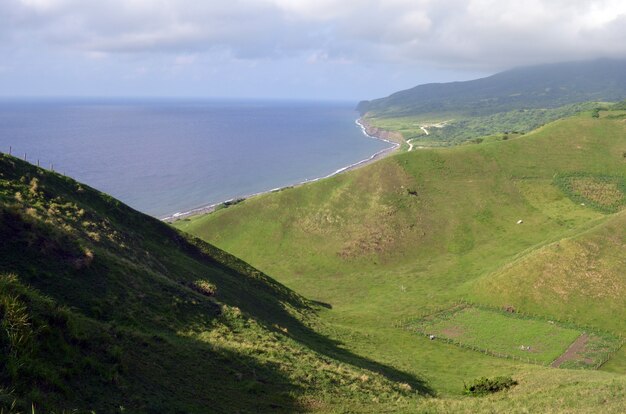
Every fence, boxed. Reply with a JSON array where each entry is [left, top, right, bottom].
[[2, 147, 60, 174], [393, 298, 624, 369]]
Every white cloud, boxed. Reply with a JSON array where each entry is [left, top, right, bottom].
[[1, 0, 625, 70]]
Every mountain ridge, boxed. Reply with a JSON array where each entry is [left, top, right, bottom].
[[358, 58, 626, 118]]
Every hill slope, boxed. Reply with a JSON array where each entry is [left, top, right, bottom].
[[358, 59, 626, 146], [0, 154, 420, 412], [358, 59, 626, 118], [177, 107, 626, 410]]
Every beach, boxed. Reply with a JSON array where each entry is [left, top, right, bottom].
[[162, 118, 399, 222]]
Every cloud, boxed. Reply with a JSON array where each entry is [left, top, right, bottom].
[[174, 54, 197, 66], [1, 0, 626, 70]]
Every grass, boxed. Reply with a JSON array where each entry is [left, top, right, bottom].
[[2, 104, 625, 411], [406, 306, 581, 365], [554, 172, 626, 213], [365, 101, 602, 146], [558, 333, 622, 370], [404, 304, 623, 370], [418, 369, 626, 413], [471, 210, 626, 334], [177, 107, 626, 409], [0, 153, 425, 412]]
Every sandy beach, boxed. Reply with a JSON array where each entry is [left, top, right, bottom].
[[162, 118, 399, 222]]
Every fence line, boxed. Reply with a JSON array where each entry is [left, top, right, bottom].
[[392, 299, 624, 370], [1, 148, 63, 175]]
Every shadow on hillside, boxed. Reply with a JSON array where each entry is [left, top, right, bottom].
[[119, 328, 308, 413], [176, 230, 435, 397], [0, 155, 435, 405], [0, 273, 306, 413], [310, 299, 332, 309], [285, 318, 435, 396]]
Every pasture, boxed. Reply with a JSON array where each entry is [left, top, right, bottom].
[[404, 305, 622, 368]]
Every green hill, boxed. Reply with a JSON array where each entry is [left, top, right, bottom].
[[358, 59, 626, 146], [176, 106, 626, 411], [2, 104, 625, 412], [358, 59, 626, 118], [0, 154, 423, 412]]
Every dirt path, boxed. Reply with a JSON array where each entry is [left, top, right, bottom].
[[551, 333, 589, 368]]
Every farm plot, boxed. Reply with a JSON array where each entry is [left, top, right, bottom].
[[552, 333, 622, 369], [405, 306, 622, 368], [554, 173, 626, 213]]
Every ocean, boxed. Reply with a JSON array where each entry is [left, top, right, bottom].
[[0, 99, 391, 218]]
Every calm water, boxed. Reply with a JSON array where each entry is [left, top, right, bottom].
[[0, 99, 389, 217]]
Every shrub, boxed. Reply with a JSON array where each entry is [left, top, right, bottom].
[[463, 376, 517, 396], [191, 280, 217, 297]]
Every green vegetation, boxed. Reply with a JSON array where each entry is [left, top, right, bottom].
[[554, 172, 626, 213], [0, 154, 424, 412], [2, 90, 626, 411], [358, 59, 626, 118], [359, 62, 626, 147], [423, 369, 625, 413], [177, 106, 626, 411], [215, 197, 245, 211], [404, 304, 622, 369], [406, 306, 581, 365], [463, 376, 517, 396], [367, 101, 601, 146]]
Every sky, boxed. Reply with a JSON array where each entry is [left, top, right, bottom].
[[1, 0, 625, 101]]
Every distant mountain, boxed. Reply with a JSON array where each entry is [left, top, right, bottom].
[[358, 59, 626, 117]]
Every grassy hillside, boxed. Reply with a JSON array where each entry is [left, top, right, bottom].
[[358, 59, 626, 146], [366, 101, 602, 146], [0, 154, 424, 412], [358, 59, 626, 118], [176, 108, 626, 410]]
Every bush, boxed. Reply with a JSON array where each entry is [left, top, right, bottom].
[[191, 280, 217, 297], [463, 376, 517, 396]]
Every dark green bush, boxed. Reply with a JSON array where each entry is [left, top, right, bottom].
[[463, 376, 517, 396]]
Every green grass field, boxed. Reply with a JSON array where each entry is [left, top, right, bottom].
[[409, 306, 580, 365], [176, 107, 626, 410], [405, 305, 621, 368], [365, 101, 602, 146]]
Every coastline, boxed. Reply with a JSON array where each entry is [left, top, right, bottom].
[[162, 118, 400, 222]]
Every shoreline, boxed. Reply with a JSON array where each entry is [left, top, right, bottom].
[[162, 118, 399, 222]]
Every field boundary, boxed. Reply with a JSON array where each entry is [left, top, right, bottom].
[[393, 300, 624, 369], [553, 172, 626, 214]]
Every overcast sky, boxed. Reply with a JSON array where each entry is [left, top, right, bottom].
[[1, 0, 625, 101]]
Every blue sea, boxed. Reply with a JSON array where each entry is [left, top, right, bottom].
[[0, 99, 390, 218]]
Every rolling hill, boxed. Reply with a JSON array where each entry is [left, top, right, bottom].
[[358, 59, 626, 118], [0, 153, 422, 412], [176, 104, 626, 411], [358, 59, 626, 146], [1, 91, 625, 412]]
